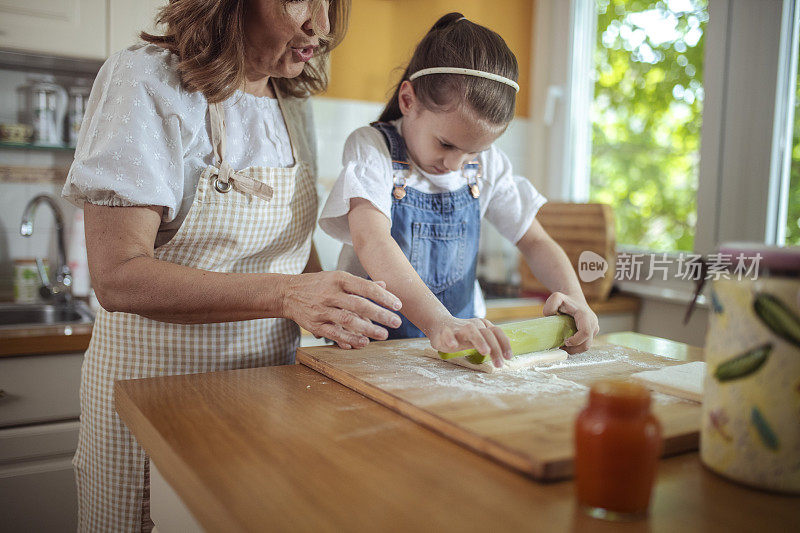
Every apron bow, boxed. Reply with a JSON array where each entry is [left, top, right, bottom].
[[213, 161, 274, 201]]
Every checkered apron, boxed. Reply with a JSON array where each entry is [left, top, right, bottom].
[[73, 88, 317, 532]]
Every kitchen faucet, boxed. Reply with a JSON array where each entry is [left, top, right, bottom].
[[19, 194, 73, 306]]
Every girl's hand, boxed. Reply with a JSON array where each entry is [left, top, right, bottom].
[[282, 272, 403, 350], [542, 292, 599, 354], [427, 317, 513, 368]]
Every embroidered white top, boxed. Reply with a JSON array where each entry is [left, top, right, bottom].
[[62, 43, 316, 247]]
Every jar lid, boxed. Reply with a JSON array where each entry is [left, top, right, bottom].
[[589, 380, 651, 415], [718, 242, 800, 276]]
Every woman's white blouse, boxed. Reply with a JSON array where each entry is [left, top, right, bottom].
[[319, 119, 547, 246], [63, 44, 315, 247]]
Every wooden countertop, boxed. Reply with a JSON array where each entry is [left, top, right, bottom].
[[0, 322, 93, 357], [115, 333, 799, 532]]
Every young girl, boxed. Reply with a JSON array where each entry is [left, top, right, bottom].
[[320, 12, 599, 367]]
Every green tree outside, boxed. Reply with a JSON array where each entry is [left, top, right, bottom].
[[591, 0, 707, 251], [788, 69, 800, 245]]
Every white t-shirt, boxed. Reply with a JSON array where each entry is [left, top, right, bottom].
[[318, 119, 547, 276], [62, 43, 316, 247]]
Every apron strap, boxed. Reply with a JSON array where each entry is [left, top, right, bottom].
[[209, 102, 227, 167], [272, 80, 299, 164], [207, 101, 274, 201]]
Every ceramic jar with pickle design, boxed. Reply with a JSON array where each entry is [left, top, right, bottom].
[[701, 277, 800, 494]]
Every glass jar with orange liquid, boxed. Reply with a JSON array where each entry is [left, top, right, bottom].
[[574, 381, 663, 520]]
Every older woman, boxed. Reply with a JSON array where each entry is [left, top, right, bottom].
[[62, 1, 400, 530]]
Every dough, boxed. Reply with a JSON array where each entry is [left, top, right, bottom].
[[630, 361, 706, 402], [425, 348, 568, 373]]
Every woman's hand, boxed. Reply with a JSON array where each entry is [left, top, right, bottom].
[[281, 271, 403, 350], [427, 317, 513, 368], [542, 292, 599, 354]]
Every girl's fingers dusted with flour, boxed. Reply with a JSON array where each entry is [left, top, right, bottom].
[[480, 319, 513, 360], [429, 318, 510, 368], [458, 323, 492, 359], [479, 327, 505, 368]]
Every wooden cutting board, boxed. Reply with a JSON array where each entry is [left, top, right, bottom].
[[296, 339, 701, 481], [519, 202, 616, 301]]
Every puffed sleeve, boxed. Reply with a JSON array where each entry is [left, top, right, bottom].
[[318, 126, 394, 245], [483, 146, 548, 244], [62, 46, 187, 222]]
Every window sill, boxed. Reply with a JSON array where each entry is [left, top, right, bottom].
[[615, 280, 708, 308]]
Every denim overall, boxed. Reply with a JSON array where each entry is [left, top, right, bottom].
[[371, 122, 481, 339]]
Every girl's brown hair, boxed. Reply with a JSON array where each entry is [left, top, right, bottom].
[[379, 12, 518, 125], [142, 0, 350, 103]]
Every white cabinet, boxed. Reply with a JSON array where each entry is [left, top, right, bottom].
[[150, 461, 204, 532], [0, 0, 107, 60], [0, 352, 84, 531], [108, 0, 167, 55], [0, 0, 167, 60], [0, 352, 83, 427], [0, 421, 80, 532]]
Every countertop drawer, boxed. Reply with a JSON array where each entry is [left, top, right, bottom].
[[0, 420, 79, 463], [0, 353, 83, 428]]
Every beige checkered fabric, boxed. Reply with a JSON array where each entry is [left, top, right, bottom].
[[74, 94, 317, 531]]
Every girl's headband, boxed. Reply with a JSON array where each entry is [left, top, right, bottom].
[[408, 67, 520, 93]]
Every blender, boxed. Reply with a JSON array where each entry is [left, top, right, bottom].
[[22, 75, 68, 146]]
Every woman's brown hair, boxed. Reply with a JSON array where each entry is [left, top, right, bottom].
[[142, 0, 350, 103], [378, 12, 518, 125]]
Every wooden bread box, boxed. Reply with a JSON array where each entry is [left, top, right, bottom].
[[519, 202, 616, 301]]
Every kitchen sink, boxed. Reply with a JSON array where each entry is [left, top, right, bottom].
[[0, 301, 94, 329]]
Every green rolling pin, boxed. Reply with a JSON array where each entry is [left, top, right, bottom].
[[438, 314, 578, 365]]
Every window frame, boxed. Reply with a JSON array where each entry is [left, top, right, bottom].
[[696, 0, 784, 253], [767, 0, 800, 246]]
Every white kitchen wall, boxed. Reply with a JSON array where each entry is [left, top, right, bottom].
[[309, 97, 383, 271], [0, 76, 533, 299]]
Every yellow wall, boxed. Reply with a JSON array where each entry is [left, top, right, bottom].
[[325, 0, 533, 117]]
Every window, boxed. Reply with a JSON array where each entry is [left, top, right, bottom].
[[532, 0, 787, 269], [590, 0, 708, 252]]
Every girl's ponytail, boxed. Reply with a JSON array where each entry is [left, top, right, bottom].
[[378, 12, 466, 122], [431, 11, 465, 31], [378, 12, 518, 125]]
